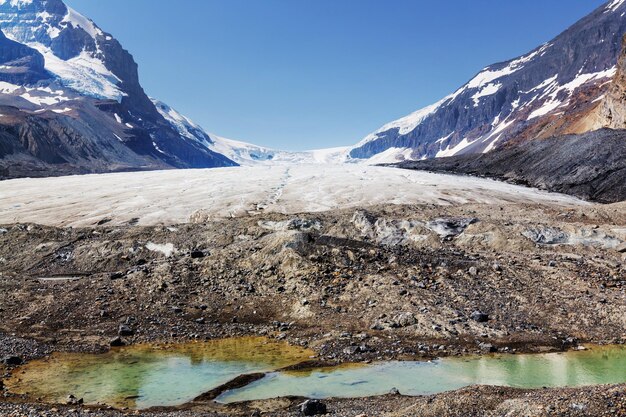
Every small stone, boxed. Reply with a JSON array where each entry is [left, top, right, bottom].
[[2, 356, 23, 366], [195, 317, 205, 324], [109, 271, 124, 280], [392, 312, 416, 328], [389, 387, 401, 395], [468, 267, 478, 276], [479, 342, 497, 353], [343, 346, 359, 355], [370, 322, 385, 331], [66, 395, 83, 405], [110, 337, 125, 347], [190, 250, 206, 259], [471, 311, 489, 323], [492, 263, 502, 272], [300, 399, 327, 416], [118, 324, 134, 336], [548, 260, 557, 267]]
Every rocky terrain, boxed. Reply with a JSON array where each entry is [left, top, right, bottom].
[[0, 200, 624, 415], [394, 128, 626, 204]]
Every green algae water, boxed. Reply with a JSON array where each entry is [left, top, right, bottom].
[[217, 345, 626, 403], [6, 337, 314, 409], [7, 342, 626, 410]]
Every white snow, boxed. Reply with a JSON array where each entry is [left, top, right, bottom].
[[355, 96, 450, 147], [0, 165, 587, 228], [0, 81, 20, 93], [145, 242, 175, 257], [0, 3, 123, 101], [471, 82, 502, 106], [62, 6, 102, 39], [528, 68, 616, 120], [0, 0, 33, 7], [51, 107, 72, 114], [151, 98, 351, 166], [363, 147, 415, 164], [436, 137, 475, 158], [606, 0, 625, 12], [30, 47, 125, 102]]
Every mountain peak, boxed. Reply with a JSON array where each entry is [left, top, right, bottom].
[[349, 0, 626, 163]]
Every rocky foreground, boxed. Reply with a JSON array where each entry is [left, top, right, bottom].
[[0, 201, 625, 416]]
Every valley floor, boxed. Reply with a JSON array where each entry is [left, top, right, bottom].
[[0, 167, 624, 416]]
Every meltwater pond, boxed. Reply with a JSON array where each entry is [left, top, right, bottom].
[[6, 337, 314, 409], [6, 341, 626, 410], [217, 345, 626, 403]]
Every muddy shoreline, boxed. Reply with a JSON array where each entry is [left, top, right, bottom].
[[1, 202, 625, 415]]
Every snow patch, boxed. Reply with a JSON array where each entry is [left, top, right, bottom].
[[606, 0, 625, 12], [471, 82, 502, 106], [145, 242, 175, 257]]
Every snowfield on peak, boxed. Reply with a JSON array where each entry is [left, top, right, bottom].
[[0, 164, 587, 227], [0, 0, 124, 101]]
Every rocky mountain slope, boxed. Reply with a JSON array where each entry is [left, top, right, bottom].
[[349, 0, 626, 163], [0, 0, 237, 178], [395, 128, 626, 203]]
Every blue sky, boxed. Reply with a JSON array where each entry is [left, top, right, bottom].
[[65, 0, 606, 151]]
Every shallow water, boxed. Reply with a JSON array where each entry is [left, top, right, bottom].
[[7, 341, 626, 409], [217, 345, 626, 403], [6, 337, 314, 409]]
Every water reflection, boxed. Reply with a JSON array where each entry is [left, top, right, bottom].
[[217, 346, 626, 403]]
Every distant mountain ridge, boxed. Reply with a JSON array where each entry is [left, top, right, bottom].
[[348, 0, 626, 163]]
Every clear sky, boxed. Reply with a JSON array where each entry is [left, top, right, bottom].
[[65, 0, 606, 151]]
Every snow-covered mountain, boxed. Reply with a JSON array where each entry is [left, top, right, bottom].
[[0, 0, 237, 178], [348, 0, 626, 163], [152, 99, 350, 166]]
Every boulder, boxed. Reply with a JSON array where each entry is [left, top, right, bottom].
[[301, 399, 327, 416]]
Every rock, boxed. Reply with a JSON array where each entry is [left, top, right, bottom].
[[548, 260, 557, 267], [300, 399, 327, 416], [392, 312, 416, 328], [109, 271, 124, 280], [471, 311, 489, 323], [492, 263, 502, 272], [522, 227, 569, 245], [370, 322, 385, 331], [195, 317, 205, 324], [66, 395, 83, 405], [617, 243, 626, 253], [110, 337, 125, 347], [426, 218, 478, 238], [2, 356, 23, 366], [190, 250, 206, 259], [468, 267, 478, 276], [389, 387, 401, 395], [118, 324, 134, 336], [479, 342, 497, 353], [343, 346, 359, 355]]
